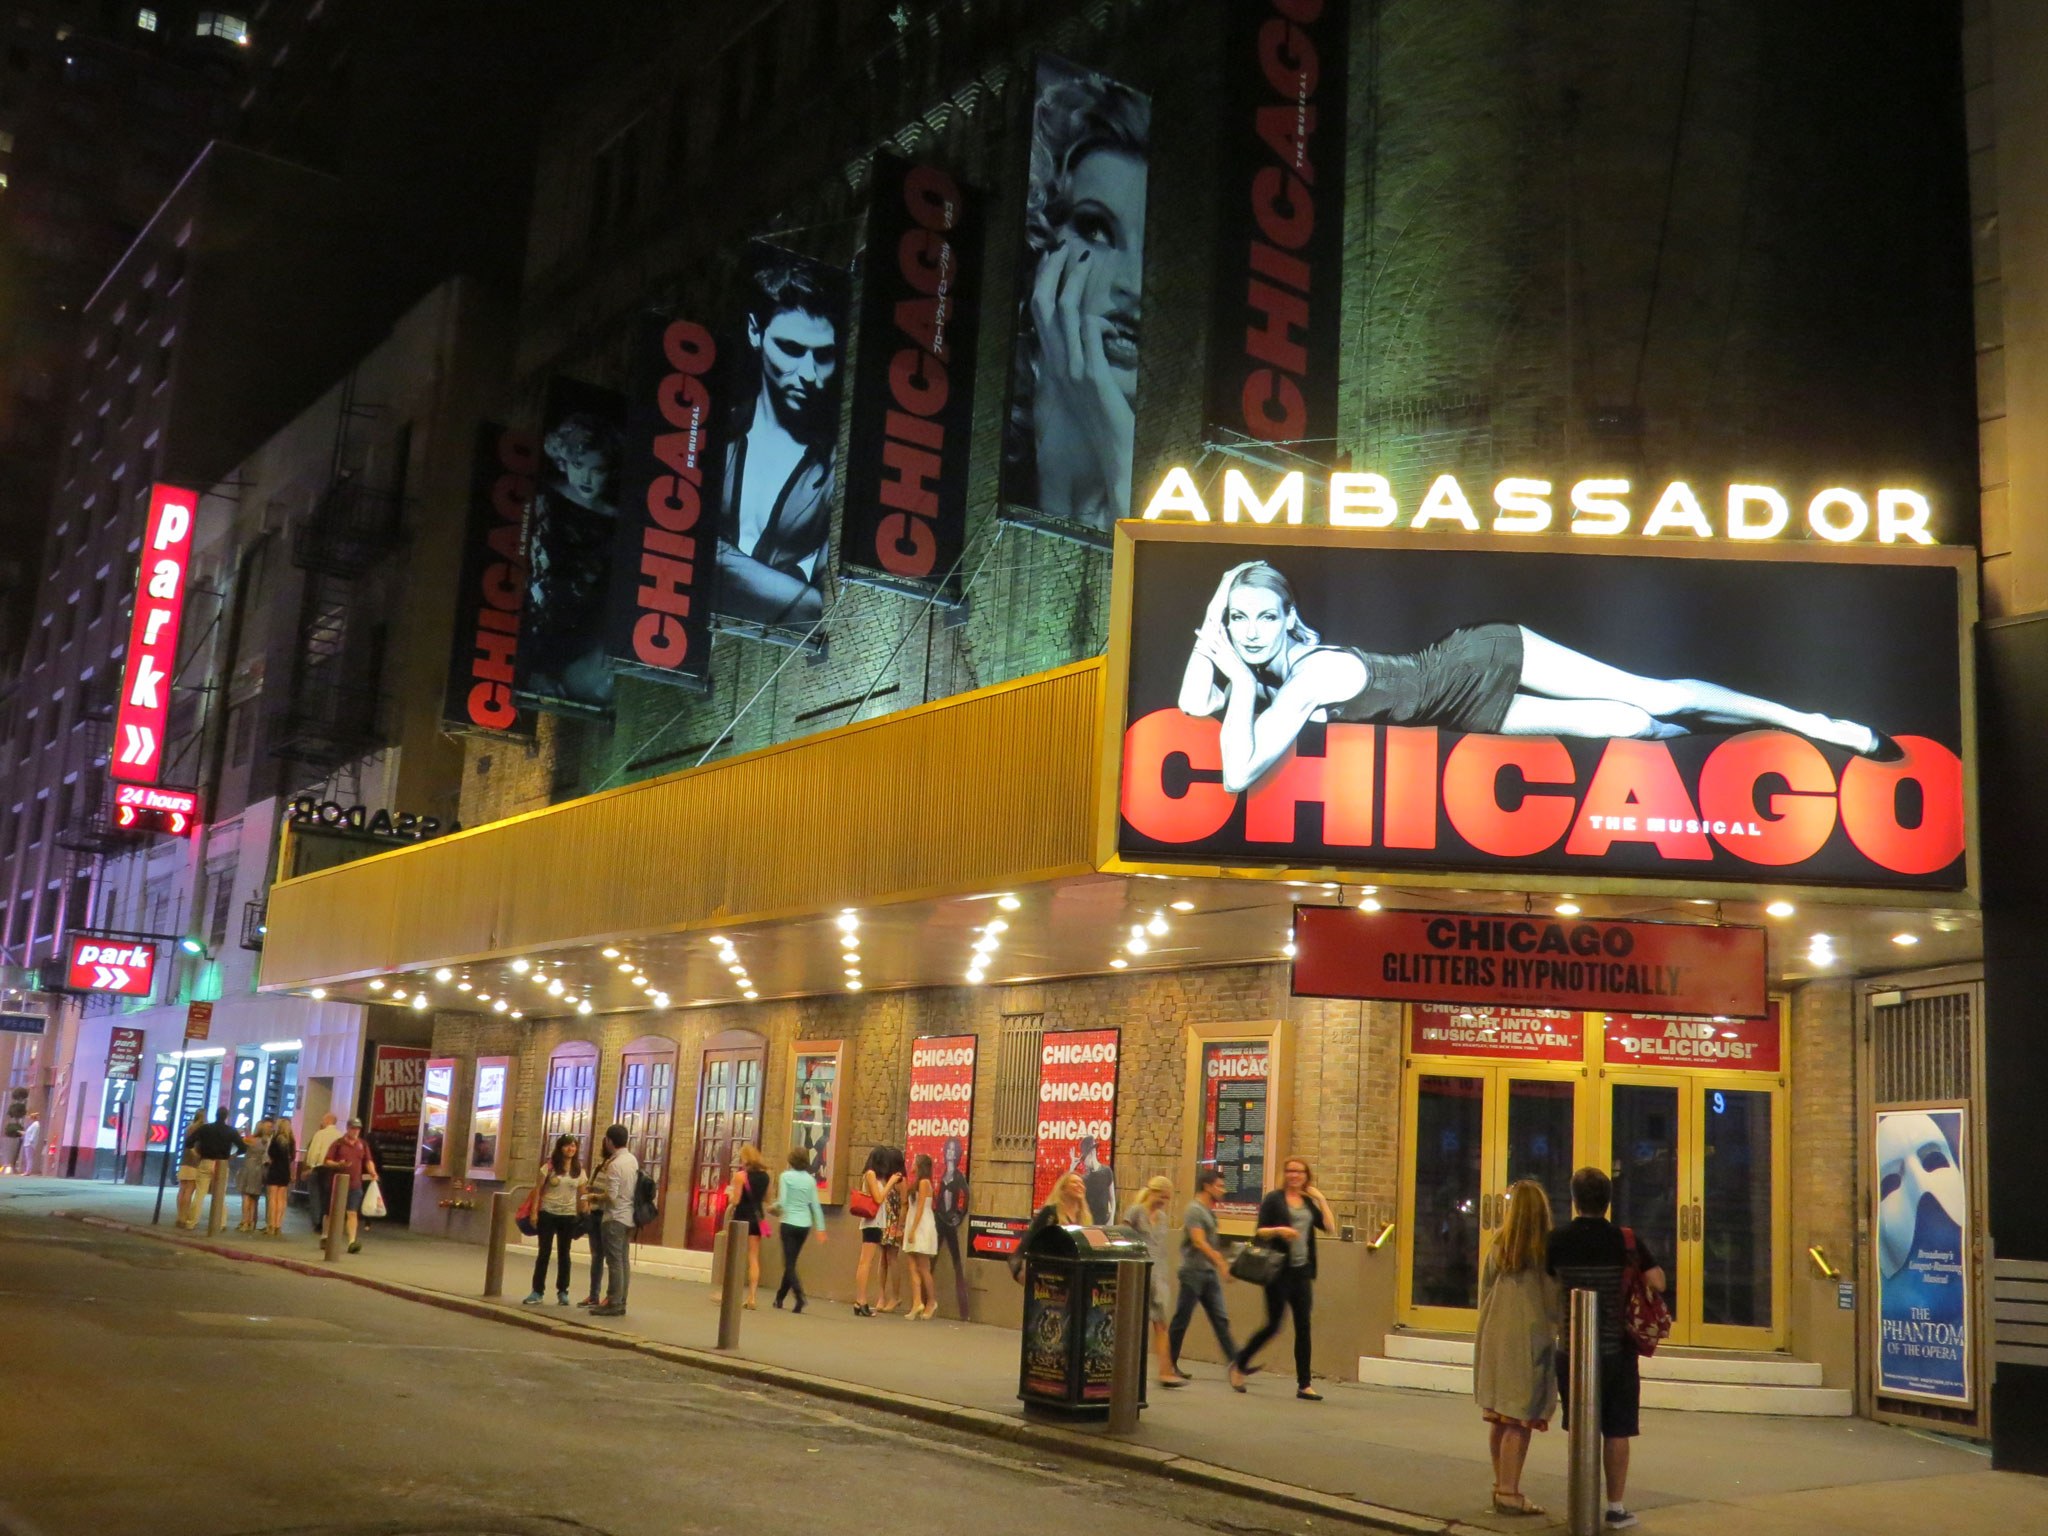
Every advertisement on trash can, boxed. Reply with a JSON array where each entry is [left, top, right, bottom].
[[1021, 1266, 1072, 1399], [1082, 1272, 1121, 1402]]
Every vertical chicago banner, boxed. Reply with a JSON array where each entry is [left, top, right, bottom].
[[442, 424, 537, 736], [1032, 1026, 1120, 1220], [607, 314, 721, 688], [1205, 0, 1349, 461], [517, 377, 626, 716], [906, 1033, 977, 1312], [842, 155, 986, 592], [998, 57, 1153, 542], [715, 241, 849, 638]]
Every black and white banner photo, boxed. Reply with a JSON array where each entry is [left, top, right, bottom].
[[714, 241, 850, 638], [1112, 530, 1973, 890], [998, 56, 1153, 544], [1205, 0, 1349, 463], [517, 377, 627, 717], [608, 312, 721, 689], [842, 154, 987, 593]]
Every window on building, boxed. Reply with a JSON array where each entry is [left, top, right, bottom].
[[195, 13, 247, 44], [1, 805, 19, 858], [586, 119, 644, 248], [994, 1012, 1045, 1150], [205, 860, 234, 951], [63, 870, 90, 934], [228, 702, 253, 767], [0, 131, 15, 154], [137, 9, 158, 33]]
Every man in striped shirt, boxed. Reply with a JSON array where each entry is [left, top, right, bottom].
[[1547, 1167, 1667, 1530]]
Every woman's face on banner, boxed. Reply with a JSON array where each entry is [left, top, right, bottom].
[[1055, 146, 1146, 403], [1225, 582, 1288, 667]]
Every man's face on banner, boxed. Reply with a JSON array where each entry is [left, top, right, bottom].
[[750, 305, 839, 438]]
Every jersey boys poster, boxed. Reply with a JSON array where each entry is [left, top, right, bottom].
[[1875, 1106, 1972, 1406], [1204, 0, 1349, 462], [1112, 527, 1971, 890], [1033, 1027, 1119, 1219], [842, 156, 985, 593]]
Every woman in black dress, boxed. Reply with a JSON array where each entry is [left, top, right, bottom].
[[724, 1144, 772, 1310], [1181, 561, 1894, 794]]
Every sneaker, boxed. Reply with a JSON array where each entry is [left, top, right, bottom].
[[556, 1291, 571, 1306], [591, 1304, 626, 1317], [1605, 1509, 1639, 1529], [522, 1291, 543, 1305], [578, 1296, 599, 1308]]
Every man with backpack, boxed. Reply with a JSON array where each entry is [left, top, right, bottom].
[[590, 1123, 643, 1317], [1546, 1166, 1668, 1530]]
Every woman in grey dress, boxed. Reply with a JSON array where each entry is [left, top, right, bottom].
[[235, 1119, 273, 1233], [1474, 1178, 1563, 1517], [1125, 1175, 1191, 1388]]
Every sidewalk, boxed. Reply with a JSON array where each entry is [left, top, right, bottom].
[[9, 1177, 2044, 1536]]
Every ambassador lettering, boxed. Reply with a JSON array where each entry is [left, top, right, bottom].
[[632, 319, 717, 667], [466, 428, 536, 730]]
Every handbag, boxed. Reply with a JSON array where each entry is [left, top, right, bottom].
[[849, 1189, 879, 1220], [360, 1180, 388, 1220], [515, 1180, 539, 1237], [1621, 1227, 1672, 1356], [1229, 1240, 1286, 1288]]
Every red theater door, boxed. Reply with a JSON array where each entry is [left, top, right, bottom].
[[684, 1030, 765, 1251]]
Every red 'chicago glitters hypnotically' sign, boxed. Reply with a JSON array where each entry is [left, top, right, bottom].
[[1293, 907, 1767, 1019], [112, 483, 198, 784], [1032, 1027, 1120, 1219]]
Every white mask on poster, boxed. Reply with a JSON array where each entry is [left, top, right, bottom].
[[1876, 1112, 1966, 1279]]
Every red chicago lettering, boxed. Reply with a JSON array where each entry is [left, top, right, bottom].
[[1443, 734, 1576, 857], [1120, 710, 1235, 843], [1565, 740, 1712, 859], [633, 324, 717, 670], [1244, 723, 1375, 844], [467, 429, 534, 727], [1696, 732, 1837, 865], [1838, 737, 1966, 875]]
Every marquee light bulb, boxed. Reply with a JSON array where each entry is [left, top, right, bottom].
[[391, 989, 407, 1001], [1283, 941, 1297, 957], [840, 934, 859, 950], [457, 981, 472, 992], [548, 979, 565, 996], [602, 947, 620, 959], [617, 961, 634, 973], [1358, 896, 1382, 912], [474, 992, 488, 1002], [743, 989, 758, 1000], [1892, 932, 1919, 946], [846, 980, 863, 992], [1766, 901, 1796, 918], [632, 976, 649, 989], [492, 999, 507, 1013], [511, 1010, 524, 1020], [1127, 936, 1149, 955], [577, 1000, 593, 1015], [308, 987, 326, 1000], [986, 919, 1008, 934], [836, 913, 860, 932], [1110, 958, 1128, 969], [413, 994, 431, 1012], [1147, 913, 1168, 936], [1555, 901, 1581, 916], [1170, 900, 1195, 912], [434, 968, 452, 983], [997, 894, 1021, 911], [368, 979, 385, 991], [511, 959, 530, 974]]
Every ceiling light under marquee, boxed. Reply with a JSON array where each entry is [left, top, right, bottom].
[[1170, 900, 1195, 912], [1555, 901, 1581, 916], [1110, 958, 1128, 969], [997, 894, 1021, 911], [1358, 896, 1382, 912], [511, 959, 530, 974], [1766, 901, 1796, 918], [602, 947, 620, 959], [1892, 933, 1920, 946], [368, 979, 385, 991], [836, 913, 860, 932], [577, 1000, 593, 1015], [308, 988, 326, 1000], [1146, 913, 1168, 936], [412, 994, 430, 1012], [492, 999, 507, 1013]]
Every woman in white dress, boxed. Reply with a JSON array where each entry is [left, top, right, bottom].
[[901, 1152, 940, 1320], [1125, 1175, 1190, 1387]]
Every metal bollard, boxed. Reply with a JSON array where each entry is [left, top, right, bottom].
[[1568, 1287, 1603, 1536], [206, 1161, 230, 1235], [484, 1188, 520, 1298], [715, 1218, 748, 1349], [1106, 1261, 1150, 1435], [323, 1173, 347, 1263]]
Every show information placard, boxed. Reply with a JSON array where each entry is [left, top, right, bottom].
[[609, 314, 720, 686], [789, 1043, 843, 1200], [1602, 1004, 1781, 1072], [1197, 1040, 1269, 1219], [1033, 1027, 1119, 1219], [1204, 0, 1349, 461], [1293, 907, 1767, 1018], [1410, 1005, 1585, 1063], [418, 1058, 455, 1173], [468, 1056, 514, 1180], [1875, 1105, 1972, 1407], [842, 155, 985, 591], [1111, 528, 1972, 892]]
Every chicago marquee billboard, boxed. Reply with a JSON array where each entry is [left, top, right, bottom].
[[1103, 522, 1974, 893]]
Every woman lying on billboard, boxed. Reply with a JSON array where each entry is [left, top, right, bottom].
[[1181, 561, 1902, 795]]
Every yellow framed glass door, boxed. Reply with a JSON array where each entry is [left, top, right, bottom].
[[1601, 1070, 1786, 1350], [1398, 1064, 1588, 1331]]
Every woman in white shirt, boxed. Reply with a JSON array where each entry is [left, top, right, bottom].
[[524, 1135, 587, 1306]]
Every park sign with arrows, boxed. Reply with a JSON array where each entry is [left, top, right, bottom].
[[63, 934, 159, 998]]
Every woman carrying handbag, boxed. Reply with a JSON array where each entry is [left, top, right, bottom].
[[524, 1135, 588, 1306], [1228, 1157, 1334, 1400]]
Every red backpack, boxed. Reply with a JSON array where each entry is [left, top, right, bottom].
[[1622, 1227, 1673, 1357]]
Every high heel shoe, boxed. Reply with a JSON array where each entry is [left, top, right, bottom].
[[923, 1303, 940, 1319]]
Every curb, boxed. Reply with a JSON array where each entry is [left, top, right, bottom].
[[66, 1212, 1466, 1535]]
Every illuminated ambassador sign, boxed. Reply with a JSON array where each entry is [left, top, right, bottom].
[[1140, 468, 1937, 545]]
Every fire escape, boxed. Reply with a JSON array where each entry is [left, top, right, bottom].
[[268, 377, 401, 777], [55, 672, 143, 857]]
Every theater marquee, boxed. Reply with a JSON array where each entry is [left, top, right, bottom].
[[1100, 522, 1976, 896]]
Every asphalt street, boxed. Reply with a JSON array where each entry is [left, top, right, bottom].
[[0, 1205, 1343, 1536]]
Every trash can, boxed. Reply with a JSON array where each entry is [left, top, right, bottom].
[[1017, 1221, 1151, 1416]]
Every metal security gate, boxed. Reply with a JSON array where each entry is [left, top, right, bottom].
[[1861, 971, 1989, 1437]]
